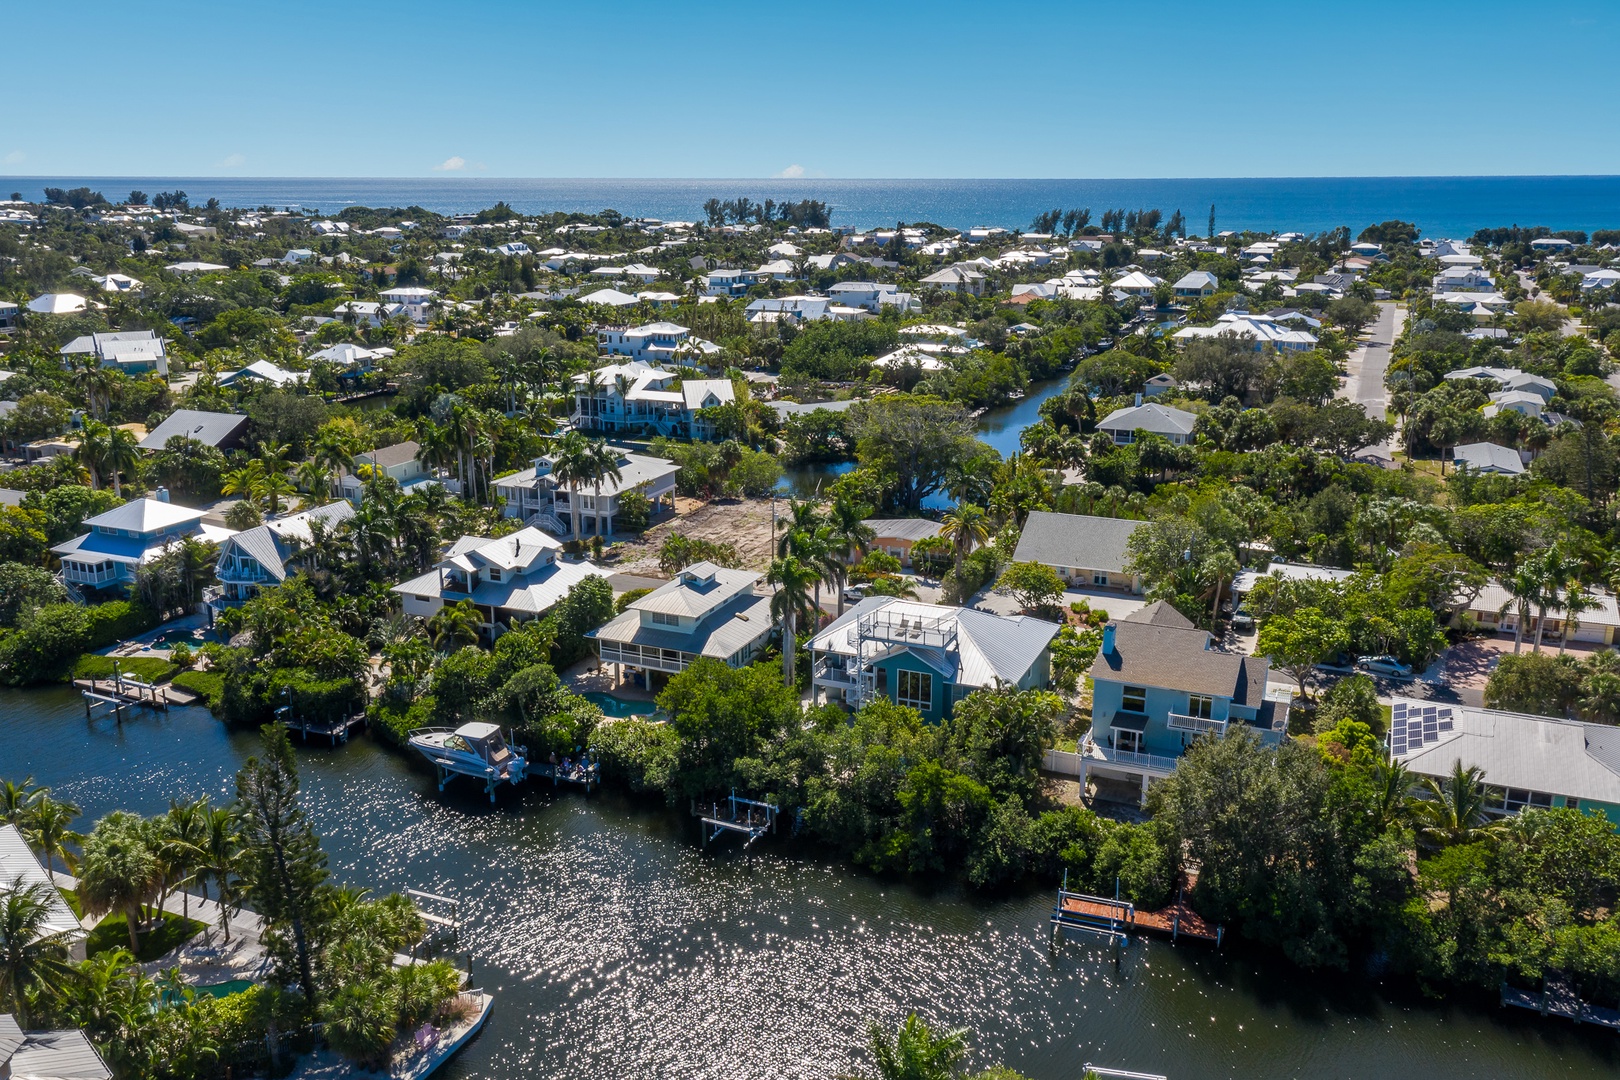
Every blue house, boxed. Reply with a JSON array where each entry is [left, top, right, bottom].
[[1083, 601, 1290, 802], [808, 597, 1060, 722]]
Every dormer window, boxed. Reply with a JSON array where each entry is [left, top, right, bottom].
[[488, 568, 502, 582]]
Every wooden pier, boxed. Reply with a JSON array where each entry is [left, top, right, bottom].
[[277, 705, 366, 745], [698, 790, 779, 849], [76, 675, 170, 722], [534, 757, 600, 791], [1051, 877, 1222, 947], [1501, 980, 1620, 1032]]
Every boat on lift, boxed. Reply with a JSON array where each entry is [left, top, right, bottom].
[[408, 722, 529, 802]]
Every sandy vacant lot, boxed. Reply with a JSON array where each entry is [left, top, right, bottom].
[[612, 496, 788, 576]]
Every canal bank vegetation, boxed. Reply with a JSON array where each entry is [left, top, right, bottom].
[[0, 727, 468, 1080]]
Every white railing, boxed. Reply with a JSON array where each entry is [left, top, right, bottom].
[[1167, 712, 1226, 736], [1081, 736, 1181, 775], [813, 660, 858, 686], [850, 607, 958, 651]]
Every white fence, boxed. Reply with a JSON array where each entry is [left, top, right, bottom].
[[1042, 749, 1084, 778]]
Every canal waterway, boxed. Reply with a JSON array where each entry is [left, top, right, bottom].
[[777, 374, 1072, 504], [4, 686, 1615, 1080]]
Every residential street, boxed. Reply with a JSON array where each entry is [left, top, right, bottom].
[[1336, 300, 1401, 455]]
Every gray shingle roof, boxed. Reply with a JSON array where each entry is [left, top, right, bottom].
[[358, 441, 421, 470], [1089, 621, 1267, 701], [1097, 402, 1197, 437], [1012, 511, 1144, 574], [1126, 599, 1194, 628]]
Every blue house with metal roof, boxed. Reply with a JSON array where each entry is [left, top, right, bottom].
[[807, 597, 1060, 721]]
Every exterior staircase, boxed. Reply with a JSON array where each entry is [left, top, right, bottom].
[[527, 507, 570, 538]]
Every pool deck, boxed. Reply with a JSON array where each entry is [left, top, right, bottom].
[[563, 658, 658, 702]]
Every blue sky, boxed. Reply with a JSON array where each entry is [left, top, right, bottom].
[[6, 0, 1619, 179]]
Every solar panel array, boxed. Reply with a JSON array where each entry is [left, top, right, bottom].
[[1389, 701, 1454, 756]]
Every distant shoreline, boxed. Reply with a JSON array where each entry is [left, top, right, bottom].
[[5, 175, 1619, 236]]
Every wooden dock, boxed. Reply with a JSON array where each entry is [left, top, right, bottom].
[[534, 758, 600, 791], [1052, 882, 1222, 947], [1501, 981, 1620, 1032], [279, 706, 365, 745]]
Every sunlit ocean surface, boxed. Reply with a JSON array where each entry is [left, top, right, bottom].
[[6, 176, 1620, 237], [3, 687, 1615, 1079]]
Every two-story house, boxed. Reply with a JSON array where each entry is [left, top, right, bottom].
[[1083, 602, 1290, 803], [378, 286, 437, 325], [209, 501, 355, 615], [59, 330, 169, 377], [826, 282, 915, 314], [569, 363, 736, 440], [53, 496, 234, 597], [492, 449, 678, 537], [808, 597, 1059, 723], [393, 526, 606, 639], [595, 322, 721, 365], [704, 269, 751, 297], [338, 441, 437, 503], [1011, 511, 1146, 593], [589, 561, 775, 688]]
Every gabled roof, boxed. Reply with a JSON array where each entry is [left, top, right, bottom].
[[0, 825, 82, 940], [1012, 511, 1144, 574], [809, 597, 1058, 688], [630, 563, 760, 619], [1126, 599, 1195, 628], [680, 379, 735, 411], [1453, 442, 1525, 475], [1091, 619, 1270, 704], [356, 441, 422, 471], [863, 518, 944, 543]]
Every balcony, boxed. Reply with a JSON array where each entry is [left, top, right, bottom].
[[813, 659, 858, 687], [1167, 712, 1227, 737], [1081, 735, 1181, 777]]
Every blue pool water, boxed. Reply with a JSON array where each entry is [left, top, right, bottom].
[[581, 691, 654, 718]]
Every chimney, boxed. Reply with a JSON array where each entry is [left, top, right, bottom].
[[1134, 392, 1143, 407], [154, 486, 170, 503], [1101, 623, 1116, 656]]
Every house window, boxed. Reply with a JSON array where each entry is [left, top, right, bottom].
[[650, 611, 679, 626], [1115, 729, 1142, 754], [1486, 786, 1554, 814], [896, 670, 932, 711], [1187, 694, 1214, 719], [488, 569, 502, 582], [1566, 797, 1580, 811], [1121, 685, 1147, 713], [1093, 573, 1108, 586]]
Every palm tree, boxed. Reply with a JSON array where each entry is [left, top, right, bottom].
[[0, 879, 77, 1026], [221, 460, 266, 510], [579, 369, 607, 431], [825, 498, 876, 616], [75, 420, 111, 490], [78, 811, 161, 955], [775, 501, 824, 559], [1371, 759, 1414, 829], [940, 503, 991, 577], [867, 1014, 969, 1080], [428, 599, 482, 652], [22, 794, 81, 884], [1411, 759, 1502, 849], [1202, 549, 1241, 629], [767, 555, 821, 688], [311, 428, 358, 498], [196, 806, 243, 942], [104, 427, 141, 499], [1557, 578, 1599, 657], [77, 366, 116, 421], [0, 778, 41, 825], [584, 438, 624, 540], [548, 430, 593, 540], [159, 797, 208, 920], [1498, 562, 1541, 654]]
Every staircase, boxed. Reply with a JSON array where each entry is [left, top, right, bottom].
[[55, 573, 86, 606], [526, 507, 569, 538]]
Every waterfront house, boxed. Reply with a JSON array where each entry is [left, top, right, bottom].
[[309, 341, 394, 372], [0, 824, 84, 946], [1530, 236, 1575, 252], [1108, 271, 1162, 299], [569, 362, 735, 439], [1083, 604, 1290, 801], [1388, 697, 1620, 826], [492, 448, 677, 537], [807, 597, 1059, 721], [209, 501, 355, 614], [217, 359, 305, 388], [1096, 401, 1197, 446], [862, 518, 945, 568], [590, 561, 775, 686], [1171, 270, 1219, 301], [53, 497, 234, 596], [1172, 313, 1317, 352], [339, 441, 437, 502], [393, 526, 606, 639], [1011, 511, 1146, 592], [136, 409, 250, 452], [59, 330, 169, 377]]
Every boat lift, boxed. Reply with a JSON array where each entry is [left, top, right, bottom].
[[1050, 871, 1133, 948], [699, 790, 779, 850]]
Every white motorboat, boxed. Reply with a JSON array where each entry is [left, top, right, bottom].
[[409, 722, 529, 801]]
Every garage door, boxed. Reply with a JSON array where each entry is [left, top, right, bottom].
[[1573, 623, 1609, 643]]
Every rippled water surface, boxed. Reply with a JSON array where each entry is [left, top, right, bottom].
[[5, 687, 1616, 1079]]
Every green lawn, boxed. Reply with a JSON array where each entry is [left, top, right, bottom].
[[73, 654, 179, 683], [171, 670, 225, 709], [86, 911, 206, 963]]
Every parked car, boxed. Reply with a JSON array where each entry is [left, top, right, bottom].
[[842, 585, 867, 603], [1230, 608, 1254, 631], [1356, 655, 1413, 678]]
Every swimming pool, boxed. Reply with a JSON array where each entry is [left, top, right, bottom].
[[581, 691, 654, 718], [191, 979, 255, 1000]]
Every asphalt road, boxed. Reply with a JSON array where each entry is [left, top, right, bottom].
[[1336, 300, 1401, 455]]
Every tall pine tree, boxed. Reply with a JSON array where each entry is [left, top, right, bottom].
[[236, 723, 329, 1007]]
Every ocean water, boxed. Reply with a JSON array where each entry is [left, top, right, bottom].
[[5, 176, 1620, 238]]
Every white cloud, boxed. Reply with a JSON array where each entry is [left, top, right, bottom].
[[3, 151, 24, 165], [215, 153, 246, 168], [433, 156, 467, 172], [773, 163, 806, 178]]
